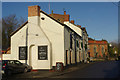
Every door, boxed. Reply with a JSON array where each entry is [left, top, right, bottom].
[[70, 51, 72, 64], [66, 50, 68, 65], [29, 45, 35, 67]]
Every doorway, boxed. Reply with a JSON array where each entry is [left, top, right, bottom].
[[66, 50, 68, 65], [29, 45, 35, 66]]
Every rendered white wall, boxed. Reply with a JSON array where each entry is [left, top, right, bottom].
[[64, 21, 82, 37], [3, 15, 52, 69], [40, 12, 65, 66]]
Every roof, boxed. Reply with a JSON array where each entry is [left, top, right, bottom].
[[88, 40, 108, 44], [10, 21, 28, 36], [40, 11, 65, 26], [81, 27, 88, 36], [10, 10, 65, 37], [10, 10, 83, 37], [88, 37, 94, 41], [49, 13, 69, 23]]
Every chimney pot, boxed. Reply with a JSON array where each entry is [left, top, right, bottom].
[[64, 11, 66, 15], [70, 20, 74, 24], [52, 10, 53, 14]]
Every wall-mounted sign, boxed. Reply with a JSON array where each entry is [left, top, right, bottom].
[[38, 46, 48, 60], [19, 46, 27, 60]]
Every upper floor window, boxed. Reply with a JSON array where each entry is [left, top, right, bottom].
[[70, 33, 72, 49], [94, 46, 97, 57], [102, 46, 104, 54], [76, 40, 79, 48]]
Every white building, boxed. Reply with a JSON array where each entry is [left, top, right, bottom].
[[3, 5, 88, 70]]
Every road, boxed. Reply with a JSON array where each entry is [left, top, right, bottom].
[[50, 61, 120, 78], [2, 60, 120, 79]]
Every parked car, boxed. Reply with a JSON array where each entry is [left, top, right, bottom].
[[2, 60, 32, 75]]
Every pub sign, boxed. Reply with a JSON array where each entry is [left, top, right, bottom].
[[38, 46, 48, 60], [19, 46, 27, 60]]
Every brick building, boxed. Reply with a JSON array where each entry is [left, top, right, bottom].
[[88, 38, 108, 58]]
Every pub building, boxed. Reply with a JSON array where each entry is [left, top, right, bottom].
[[3, 5, 88, 70]]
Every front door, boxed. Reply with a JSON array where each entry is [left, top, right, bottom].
[[70, 51, 71, 64], [66, 50, 68, 65]]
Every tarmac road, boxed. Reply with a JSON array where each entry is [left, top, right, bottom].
[[2, 60, 120, 79], [50, 60, 120, 78]]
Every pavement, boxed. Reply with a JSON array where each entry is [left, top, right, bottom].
[[32, 61, 96, 78]]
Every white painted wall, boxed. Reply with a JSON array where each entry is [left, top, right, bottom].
[[3, 14, 52, 69], [40, 12, 65, 66], [64, 21, 82, 37], [3, 9, 87, 70]]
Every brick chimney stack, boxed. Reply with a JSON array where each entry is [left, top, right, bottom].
[[28, 5, 40, 17], [28, 5, 40, 26], [70, 20, 74, 24]]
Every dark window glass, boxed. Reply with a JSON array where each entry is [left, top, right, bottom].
[[70, 33, 72, 49], [85, 44, 87, 50], [81, 42, 83, 48], [77, 40, 79, 47], [19, 46, 27, 60], [38, 46, 48, 60]]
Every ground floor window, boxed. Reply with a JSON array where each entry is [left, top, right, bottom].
[[38, 46, 48, 60], [19, 46, 27, 60]]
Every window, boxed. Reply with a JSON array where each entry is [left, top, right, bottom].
[[19, 46, 27, 60], [102, 46, 104, 54], [8, 61, 14, 64], [14, 61, 21, 65], [85, 44, 87, 50], [94, 46, 97, 57], [81, 42, 83, 48], [70, 33, 72, 49], [76, 40, 79, 48], [38, 46, 48, 60]]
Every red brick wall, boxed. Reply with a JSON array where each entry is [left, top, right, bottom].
[[88, 40, 108, 58], [28, 5, 40, 17]]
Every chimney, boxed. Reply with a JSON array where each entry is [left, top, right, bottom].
[[70, 20, 74, 24], [64, 11, 66, 15], [28, 5, 40, 25], [77, 25, 81, 28]]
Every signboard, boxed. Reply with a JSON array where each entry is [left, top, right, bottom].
[[56, 62, 63, 71], [19, 46, 27, 60], [38, 46, 47, 60]]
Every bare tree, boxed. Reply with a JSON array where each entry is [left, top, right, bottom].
[[2, 14, 25, 50]]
